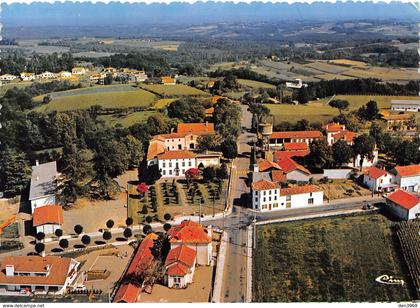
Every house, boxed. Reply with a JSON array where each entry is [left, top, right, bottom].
[[32, 205, 63, 234], [363, 166, 396, 193], [391, 100, 420, 113], [156, 150, 197, 178], [285, 78, 308, 89], [385, 189, 420, 220], [196, 152, 222, 168], [258, 160, 281, 172], [168, 220, 212, 266], [29, 161, 58, 213], [103, 67, 117, 75], [251, 180, 323, 211], [20, 72, 35, 81], [58, 71, 72, 79], [161, 76, 176, 85], [324, 122, 346, 146], [390, 165, 420, 193], [113, 233, 158, 303], [71, 67, 87, 75], [121, 69, 148, 82], [0, 256, 79, 295], [381, 113, 416, 132], [267, 131, 323, 149], [177, 122, 214, 136], [207, 81, 215, 89], [276, 158, 311, 182], [39, 71, 56, 79], [89, 72, 106, 83], [0, 74, 17, 82], [164, 245, 196, 289]]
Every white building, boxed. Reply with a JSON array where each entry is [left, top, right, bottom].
[[285, 79, 308, 89], [164, 245, 196, 289], [58, 71, 72, 79], [363, 166, 396, 193], [267, 131, 323, 150], [33, 205, 63, 234], [390, 165, 420, 193], [251, 180, 323, 211], [72, 67, 87, 75], [156, 150, 197, 178], [391, 100, 420, 113], [385, 189, 420, 220], [39, 71, 56, 79], [0, 74, 17, 82], [168, 220, 213, 266], [0, 256, 79, 295], [20, 72, 35, 81], [29, 161, 58, 213]]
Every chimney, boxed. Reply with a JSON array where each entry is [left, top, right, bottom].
[[35, 160, 39, 166], [5, 265, 14, 276], [253, 164, 259, 173]]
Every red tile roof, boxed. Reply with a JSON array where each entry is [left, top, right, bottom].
[[274, 149, 310, 161], [157, 150, 196, 160], [161, 76, 176, 84], [114, 233, 158, 303], [32, 205, 63, 227], [146, 141, 165, 160], [177, 123, 215, 135], [269, 130, 323, 140], [332, 131, 356, 143], [168, 220, 211, 244], [392, 165, 420, 177], [386, 189, 420, 210], [324, 122, 345, 133], [258, 160, 281, 172], [276, 158, 311, 175], [280, 185, 321, 196], [271, 170, 287, 183], [365, 166, 388, 180], [165, 245, 196, 276], [284, 142, 309, 151], [0, 256, 73, 286], [251, 179, 280, 191]]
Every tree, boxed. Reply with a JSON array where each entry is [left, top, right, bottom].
[[143, 224, 152, 235], [329, 100, 349, 114], [106, 219, 115, 229], [358, 100, 379, 121], [145, 216, 153, 224], [163, 213, 171, 221], [123, 228, 133, 239], [352, 134, 376, 170], [332, 140, 353, 168], [308, 140, 332, 169], [142, 204, 149, 214], [0, 149, 31, 197], [202, 167, 216, 183], [59, 239, 69, 249], [35, 232, 45, 242], [216, 163, 229, 180], [126, 217, 134, 226], [221, 138, 238, 159], [54, 229, 63, 238], [74, 224, 83, 236], [167, 98, 205, 122], [81, 235, 91, 245], [296, 87, 310, 104], [213, 98, 242, 140], [125, 135, 143, 168], [196, 134, 221, 152], [103, 231, 112, 241], [35, 243, 45, 255], [163, 223, 172, 232]]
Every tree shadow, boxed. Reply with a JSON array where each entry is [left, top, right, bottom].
[[74, 244, 85, 249], [116, 237, 128, 242], [51, 248, 64, 253], [94, 240, 106, 245]]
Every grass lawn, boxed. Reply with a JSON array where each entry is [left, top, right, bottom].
[[140, 84, 210, 97], [253, 213, 413, 302], [237, 79, 276, 89], [0, 81, 33, 96], [265, 95, 420, 124], [317, 179, 371, 200], [154, 98, 176, 109], [98, 110, 157, 127], [33, 89, 156, 112]]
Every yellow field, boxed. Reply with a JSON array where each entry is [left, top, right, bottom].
[[344, 67, 419, 81], [329, 59, 368, 67], [99, 110, 157, 127], [34, 89, 156, 112], [237, 79, 276, 89], [313, 73, 353, 80], [140, 84, 209, 97], [154, 98, 175, 109], [266, 95, 420, 123]]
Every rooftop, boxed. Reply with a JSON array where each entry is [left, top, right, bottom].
[[276, 158, 311, 175], [165, 245, 196, 276], [146, 141, 165, 161], [332, 131, 356, 143], [392, 165, 420, 177], [391, 100, 420, 106], [386, 189, 420, 210], [284, 142, 309, 151], [324, 122, 345, 133], [365, 166, 388, 180], [168, 220, 211, 244], [269, 130, 323, 140], [258, 160, 281, 172], [274, 149, 310, 161], [33, 205, 63, 227], [29, 161, 57, 201], [0, 256, 74, 286], [177, 122, 215, 135], [157, 150, 197, 160], [251, 179, 280, 191], [280, 185, 321, 196]]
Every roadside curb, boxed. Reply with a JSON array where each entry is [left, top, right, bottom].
[[211, 231, 228, 303], [246, 225, 253, 303]]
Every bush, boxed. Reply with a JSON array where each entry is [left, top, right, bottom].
[[142, 204, 148, 214], [81, 235, 91, 245], [143, 224, 152, 235], [103, 231, 112, 241], [164, 213, 171, 221], [126, 217, 134, 226], [59, 239, 69, 249], [106, 219, 115, 229], [54, 229, 63, 238], [35, 243, 45, 254], [74, 224, 83, 235], [145, 216, 153, 224], [36, 232, 45, 241], [163, 223, 172, 232], [123, 228, 133, 238]]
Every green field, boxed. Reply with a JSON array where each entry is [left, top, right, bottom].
[[98, 110, 157, 127], [140, 84, 210, 97], [266, 95, 420, 124], [253, 214, 412, 302], [154, 98, 175, 109], [237, 79, 276, 89], [33, 89, 156, 112]]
